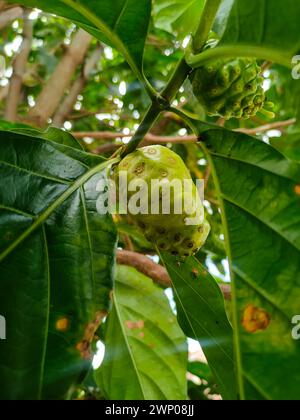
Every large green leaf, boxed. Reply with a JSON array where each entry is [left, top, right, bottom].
[[160, 252, 236, 400], [7, 0, 151, 82], [0, 130, 118, 400], [199, 126, 300, 400], [95, 265, 188, 400], [188, 0, 300, 68], [153, 0, 205, 40], [217, 0, 300, 65]]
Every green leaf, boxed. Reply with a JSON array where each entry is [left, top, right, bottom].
[[216, 0, 300, 66], [95, 265, 188, 400], [7, 0, 152, 82], [188, 0, 300, 68], [188, 361, 212, 383], [160, 252, 236, 400], [0, 130, 118, 400], [153, 0, 205, 40], [25, 127, 83, 150], [0, 119, 32, 130], [200, 126, 300, 400]]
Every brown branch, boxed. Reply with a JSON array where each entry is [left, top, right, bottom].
[[116, 250, 231, 300], [73, 131, 197, 143], [117, 250, 176, 288], [67, 109, 182, 123], [0, 2, 19, 11], [4, 9, 33, 121], [53, 45, 103, 127], [92, 142, 122, 155], [67, 110, 104, 120], [236, 118, 296, 135], [0, 85, 9, 102], [0, 5, 23, 30], [72, 118, 297, 154], [27, 29, 93, 127]]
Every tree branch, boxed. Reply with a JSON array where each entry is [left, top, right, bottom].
[[0, 85, 9, 102], [73, 131, 197, 144], [53, 45, 103, 127], [4, 9, 33, 122], [27, 29, 93, 127], [72, 117, 296, 155], [237, 118, 296, 135], [116, 249, 231, 300], [0, 5, 23, 31]]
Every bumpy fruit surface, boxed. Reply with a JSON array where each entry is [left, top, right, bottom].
[[191, 58, 266, 120], [115, 146, 210, 257]]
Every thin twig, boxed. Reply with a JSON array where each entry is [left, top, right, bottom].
[[73, 118, 296, 152], [93, 142, 122, 155], [73, 131, 197, 144], [236, 118, 296, 135]]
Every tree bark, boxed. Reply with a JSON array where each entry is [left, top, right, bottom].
[[0, 6, 23, 31], [53, 45, 102, 127], [0, 1, 8, 12], [4, 9, 33, 122], [0, 85, 8, 102], [27, 29, 92, 127]]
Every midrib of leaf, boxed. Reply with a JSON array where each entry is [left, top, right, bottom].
[[0, 157, 120, 263], [39, 225, 51, 401], [112, 292, 147, 400], [203, 144, 245, 401], [80, 187, 96, 305], [61, 0, 144, 84]]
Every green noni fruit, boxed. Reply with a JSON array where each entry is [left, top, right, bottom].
[[190, 58, 267, 120], [115, 145, 210, 257]]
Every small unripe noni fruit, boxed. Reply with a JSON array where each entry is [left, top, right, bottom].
[[190, 58, 267, 120], [114, 145, 210, 257]]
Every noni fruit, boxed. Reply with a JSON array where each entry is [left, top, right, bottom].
[[191, 58, 267, 120], [114, 145, 210, 257]]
